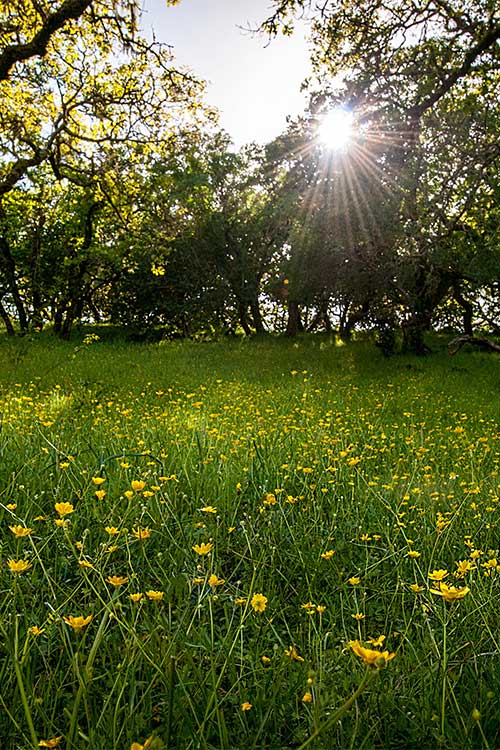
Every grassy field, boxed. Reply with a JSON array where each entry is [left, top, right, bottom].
[[0, 332, 499, 750]]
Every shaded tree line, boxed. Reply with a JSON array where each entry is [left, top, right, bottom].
[[0, 0, 498, 351]]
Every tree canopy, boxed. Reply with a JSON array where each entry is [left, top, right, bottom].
[[0, 0, 498, 351]]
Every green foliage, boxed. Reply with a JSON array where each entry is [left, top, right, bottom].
[[0, 335, 499, 748]]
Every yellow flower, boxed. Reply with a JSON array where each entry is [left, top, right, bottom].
[[455, 559, 475, 577], [321, 549, 335, 560], [351, 613, 365, 621], [235, 597, 247, 606], [428, 569, 448, 581], [241, 702, 252, 711], [250, 593, 267, 612], [95, 490, 106, 501], [261, 655, 271, 663], [7, 559, 32, 574], [367, 635, 386, 647], [6, 503, 17, 510], [208, 574, 225, 588], [316, 605, 326, 614], [129, 593, 143, 603], [192, 542, 213, 555], [407, 550, 421, 558], [430, 582, 470, 602], [92, 477, 106, 486], [29, 625, 46, 636], [124, 490, 134, 500], [54, 519, 66, 527], [130, 735, 154, 750], [200, 506, 217, 514], [63, 615, 92, 631], [348, 576, 361, 585], [106, 575, 129, 587], [131, 480, 146, 492], [349, 640, 396, 667], [78, 560, 94, 570], [302, 691, 313, 703], [409, 583, 424, 592], [38, 737, 63, 748], [54, 502, 74, 516], [285, 645, 304, 662], [131, 527, 151, 541], [105, 526, 120, 535], [9, 525, 33, 537], [145, 590, 164, 601]]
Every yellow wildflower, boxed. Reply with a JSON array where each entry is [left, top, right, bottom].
[[131, 527, 151, 541], [321, 549, 335, 560], [407, 550, 421, 558], [92, 477, 106, 486], [145, 590, 164, 601], [351, 613, 365, 621], [208, 574, 225, 588], [38, 737, 63, 748], [428, 569, 448, 581], [250, 593, 267, 612], [106, 575, 129, 587], [129, 593, 143, 603], [430, 582, 470, 602], [241, 702, 252, 711], [131, 480, 146, 492], [200, 506, 217, 514], [349, 640, 396, 667], [285, 645, 304, 662], [348, 576, 361, 585], [9, 525, 33, 537], [105, 526, 120, 535], [54, 502, 74, 516], [302, 691, 313, 703], [192, 542, 213, 555], [29, 626, 45, 636], [7, 559, 32, 574], [95, 490, 106, 501], [63, 615, 92, 631]]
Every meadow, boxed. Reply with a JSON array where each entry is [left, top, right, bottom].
[[0, 332, 499, 750]]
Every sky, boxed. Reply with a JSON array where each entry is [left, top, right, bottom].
[[141, 0, 312, 147]]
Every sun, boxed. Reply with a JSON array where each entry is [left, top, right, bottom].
[[317, 108, 354, 150]]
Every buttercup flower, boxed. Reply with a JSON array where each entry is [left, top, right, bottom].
[[7, 559, 32, 574], [251, 593, 267, 612], [54, 502, 74, 517], [131, 527, 151, 541], [428, 569, 448, 581], [145, 590, 164, 601], [64, 615, 92, 631], [92, 477, 106, 486], [131, 480, 146, 492], [9, 525, 33, 537], [38, 737, 63, 748], [241, 702, 252, 711], [129, 593, 143, 603], [192, 542, 213, 555], [349, 640, 396, 667], [430, 582, 470, 601], [285, 645, 304, 662], [106, 575, 129, 587], [208, 574, 224, 587]]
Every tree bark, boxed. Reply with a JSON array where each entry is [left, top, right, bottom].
[[286, 300, 303, 337], [0, 297, 15, 335]]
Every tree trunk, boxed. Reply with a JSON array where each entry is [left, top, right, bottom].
[[453, 285, 473, 336], [0, 232, 29, 331], [0, 297, 15, 335], [286, 300, 303, 337], [237, 300, 252, 336], [250, 298, 265, 334]]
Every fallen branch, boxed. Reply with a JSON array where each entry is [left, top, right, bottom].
[[448, 335, 500, 355]]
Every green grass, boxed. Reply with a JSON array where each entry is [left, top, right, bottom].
[[0, 332, 499, 749]]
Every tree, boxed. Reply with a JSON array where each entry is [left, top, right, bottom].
[[0, 0, 209, 334], [262, 0, 500, 351]]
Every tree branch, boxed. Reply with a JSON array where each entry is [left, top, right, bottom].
[[0, 0, 94, 81]]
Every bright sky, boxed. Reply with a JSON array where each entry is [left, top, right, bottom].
[[141, 0, 312, 147]]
